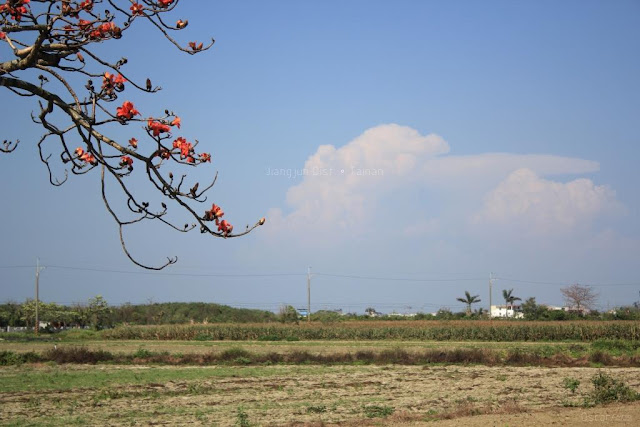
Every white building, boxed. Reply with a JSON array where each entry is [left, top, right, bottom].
[[490, 305, 523, 319]]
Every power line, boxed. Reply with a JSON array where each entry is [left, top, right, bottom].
[[496, 277, 640, 287], [2, 264, 638, 287], [3, 264, 306, 278], [315, 272, 484, 282]]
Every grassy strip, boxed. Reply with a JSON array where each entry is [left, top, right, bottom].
[[1, 345, 639, 368], [100, 320, 640, 341], [0, 364, 337, 393]]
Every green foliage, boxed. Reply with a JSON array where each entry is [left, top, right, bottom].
[[278, 305, 300, 324], [522, 297, 546, 319], [111, 301, 277, 325], [592, 339, 640, 354], [563, 377, 580, 394], [0, 351, 41, 365], [306, 405, 327, 413], [133, 347, 154, 358], [363, 404, 394, 418], [87, 296, 111, 331], [101, 320, 640, 341], [236, 407, 250, 427], [457, 291, 481, 316], [590, 372, 640, 404]]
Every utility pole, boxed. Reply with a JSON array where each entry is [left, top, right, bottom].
[[307, 266, 311, 323], [489, 272, 494, 320], [34, 258, 45, 336]]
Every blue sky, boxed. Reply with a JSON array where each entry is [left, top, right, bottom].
[[1, 0, 639, 313]]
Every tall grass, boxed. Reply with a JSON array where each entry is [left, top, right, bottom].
[[101, 320, 640, 342]]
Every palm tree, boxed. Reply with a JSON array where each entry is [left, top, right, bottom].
[[502, 288, 521, 317], [457, 291, 482, 316]]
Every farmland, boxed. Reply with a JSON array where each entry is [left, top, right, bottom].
[[1, 321, 640, 425], [100, 320, 640, 341]]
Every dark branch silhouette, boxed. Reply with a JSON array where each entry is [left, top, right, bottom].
[[1, 0, 264, 268]]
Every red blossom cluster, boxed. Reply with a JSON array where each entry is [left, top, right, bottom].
[[0, 0, 30, 21], [116, 101, 140, 120], [203, 204, 233, 235], [55, 1, 122, 41], [74, 147, 97, 165], [89, 21, 122, 40], [199, 153, 211, 163], [130, 3, 144, 16], [204, 203, 223, 221], [157, 0, 175, 8], [0, 32, 5, 40], [172, 136, 193, 160], [217, 220, 232, 235], [102, 72, 126, 94], [188, 41, 203, 51], [61, 0, 92, 17], [128, 138, 138, 148], [119, 155, 133, 171], [147, 120, 171, 136]]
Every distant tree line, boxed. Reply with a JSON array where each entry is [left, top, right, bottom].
[[0, 298, 277, 331]]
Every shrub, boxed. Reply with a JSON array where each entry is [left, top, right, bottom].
[[563, 377, 580, 394], [219, 347, 252, 362], [306, 405, 327, 414], [363, 405, 394, 418], [133, 348, 154, 359], [236, 407, 250, 427], [43, 347, 113, 364], [0, 351, 40, 365], [590, 372, 639, 404]]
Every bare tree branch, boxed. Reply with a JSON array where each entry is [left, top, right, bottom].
[[0, 0, 264, 268]]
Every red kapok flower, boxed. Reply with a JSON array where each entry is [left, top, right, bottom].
[[78, 19, 92, 30], [172, 136, 185, 148], [157, 0, 174, 8], [75, 147, 84, 157], [116, 101, 140, 120], [147, 120, 171, 136], [171, 137, 193, 158], [130, 3, 144, 15], [176, 19, 188, 29], [102, 72, 126, 93], [80, 152, 97, 165], [129, 138, 138, 148], [188, 41, 204, 51], [186, 156, 195, 164], [120, 155, 133, 169], [199, 153, 211, 163], [79, 0, 93, 11], [0, 32, 6, 40], [217, 220, 233, 235], [204, 203, 224, 221], [170, 116, 181, 128]]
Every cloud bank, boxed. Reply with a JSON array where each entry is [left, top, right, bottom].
[[266, 124, 618, 241]]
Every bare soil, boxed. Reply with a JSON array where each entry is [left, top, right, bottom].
[[1, 364, 639, 425]]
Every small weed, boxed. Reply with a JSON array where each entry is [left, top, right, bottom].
[[563, 377, 580, 394], [133, 347, 153, 358], [306, 404, 327, 414], [496, 374, 507, 381], [236, 406, 251, 427], [590, 371, 639, 404], [234, 357, 252, 365], [363, 404, 394, 418]]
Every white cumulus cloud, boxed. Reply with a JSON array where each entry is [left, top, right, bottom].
[[265, 124, 618, 241], [474, 168, 621, 234]]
